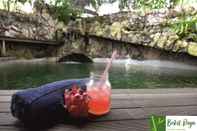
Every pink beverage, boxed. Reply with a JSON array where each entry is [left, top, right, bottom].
[[87, 51, 117, 116], [64, 51, 117, 117], [87, 73, 111, 115]]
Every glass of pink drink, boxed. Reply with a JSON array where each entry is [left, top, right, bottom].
[[86, 72, 111, 116], [64, 51, 116, 118]]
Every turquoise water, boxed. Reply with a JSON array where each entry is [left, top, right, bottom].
[[0, 60, 197, 89]]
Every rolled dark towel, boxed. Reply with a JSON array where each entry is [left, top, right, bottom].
[[11, 78, 88, 123]]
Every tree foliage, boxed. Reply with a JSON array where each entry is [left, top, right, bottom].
[[136, 0, 166, 9], [0, 0, 196, 30], [171, 17, 197, 40], [52, 0, 80, 23]]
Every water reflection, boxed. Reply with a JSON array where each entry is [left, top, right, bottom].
[[0, 59, 197, 89]]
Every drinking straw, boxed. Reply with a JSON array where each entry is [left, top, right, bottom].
[[100, 50, 117, 83]]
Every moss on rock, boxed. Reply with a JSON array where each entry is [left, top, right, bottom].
[[173, 40, 188, 52], [188, 42, 197, 56], [110, 22, 122, 40]]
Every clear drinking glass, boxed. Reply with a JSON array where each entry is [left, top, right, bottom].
[[86, 72, 111, 116]]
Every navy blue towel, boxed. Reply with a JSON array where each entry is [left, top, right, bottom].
[[11, 78, 88, 123]]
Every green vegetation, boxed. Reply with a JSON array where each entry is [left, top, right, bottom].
[[117, 0, 197, 42], [150, 115, 165, 131], [169, 0, 197, 41], [49, 0, 81, 23], [135, 0, 166, 9], [0, 0, 195, 19], [0, 0, 196, 38], [171, 16, 197, 42], [0, 0, 80, 23]]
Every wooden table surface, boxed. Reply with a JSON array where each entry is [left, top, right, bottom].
[[0, 88, 197, 131]]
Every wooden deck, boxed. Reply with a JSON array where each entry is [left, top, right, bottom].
[[0, 88, 197, 131], [0, 36, 62, 46]]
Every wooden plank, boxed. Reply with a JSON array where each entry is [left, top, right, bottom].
[[0, 103, 10, 112], [49, 120, 148, 131], [112, 93, 197, 99], [93, 106, 197, 122], [1, 92, 197, 112], [112, 97, 197, 109], [0, 96, 11, 102], [0, 36, 61, 45], [0, 89, 197, 131], [0, 113, 17, 126], [1, 92, 197, 102], [0, 90, 18, 96], [1, 88, 197, 95], [80, 119, 148, 131], [1, 97, 197, 112], [112, 88, 197, 94], [0, 106, 197, 126], [0, 119, 148, 131]]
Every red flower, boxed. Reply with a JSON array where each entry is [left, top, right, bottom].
[[64, 85, 89, 118]]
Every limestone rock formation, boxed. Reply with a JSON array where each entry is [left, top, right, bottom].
[[67, 5, 197, 57], [0, 9, 65, 41]]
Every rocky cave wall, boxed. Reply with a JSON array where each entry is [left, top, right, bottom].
[[58, 32, 197, 64], [0, 9, 65, 40], [66, 5, 197, 59], [0, 9, 65, 58]]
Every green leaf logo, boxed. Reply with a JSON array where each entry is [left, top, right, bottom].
[[150, 115, 165, 131]]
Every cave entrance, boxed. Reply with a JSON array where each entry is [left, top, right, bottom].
[[58, 53, 93, 63]]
